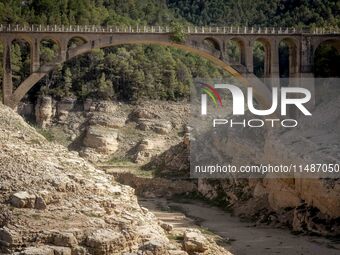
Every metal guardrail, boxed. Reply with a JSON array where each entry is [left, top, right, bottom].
[[0, 24, 339, 35]]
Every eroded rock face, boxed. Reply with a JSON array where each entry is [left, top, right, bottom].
[[261, 96, 340, 222], [0, 104, 172, 254], [56, 98, 76, 123], [89, 113, 126, 128], [83, 125, 119, 154], [132, 138, 169, 164], [146, 96, 340, 236], [144, 138, 190, 177], [115, 172, 196, 198], [2, 103, 231, 255], [35, 96, 53, 128], [85, 229, 126, 254], [138, 240, 168, 255], [96, 101, 118, 113], [137, 119, 172, 134]]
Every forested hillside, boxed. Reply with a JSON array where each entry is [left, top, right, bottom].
[[168, 0, 339, 27], [0, 0, 339, 102], [0, 0, 182, 26]]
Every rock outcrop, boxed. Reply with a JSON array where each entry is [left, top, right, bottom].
[[144, 137, 190, 178], [0, 104, 192, 255], [35, 96, 53, 128], [83, 125, 119, 154], [183, 229, 209, 253]]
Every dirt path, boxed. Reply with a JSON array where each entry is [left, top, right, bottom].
[[139, 198, 339, 255]]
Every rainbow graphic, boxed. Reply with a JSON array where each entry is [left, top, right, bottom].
[[199, 82, 223, 108]]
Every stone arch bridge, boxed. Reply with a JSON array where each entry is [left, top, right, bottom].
[[0, 24, 339, 108]]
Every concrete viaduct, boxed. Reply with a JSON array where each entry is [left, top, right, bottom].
[[0, 24, 339, 108]]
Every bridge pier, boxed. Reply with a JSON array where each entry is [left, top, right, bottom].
[[270, 40, 280, 87], [244, 40, 254, 73], [2, 40, 14, 107], [59, 39, 68, 63], [31, 38, 40, 72]]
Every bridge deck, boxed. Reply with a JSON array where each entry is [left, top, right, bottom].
[[0, 24, 339, 35]]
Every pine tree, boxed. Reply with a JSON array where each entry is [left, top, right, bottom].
[[63, 67, 73, 98], [98, 73, 113, 99]]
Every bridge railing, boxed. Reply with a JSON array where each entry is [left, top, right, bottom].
[[0, 24, 339, 35]]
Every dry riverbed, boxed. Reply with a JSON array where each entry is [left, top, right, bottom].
[[139, 197, 340, 255]]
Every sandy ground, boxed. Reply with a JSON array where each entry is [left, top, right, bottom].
[[139, 198, 339, 255]]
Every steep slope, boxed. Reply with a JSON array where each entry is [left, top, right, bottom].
[[0, 103, 214, 255]]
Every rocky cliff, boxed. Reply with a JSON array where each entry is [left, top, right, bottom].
[[149, 96, 340, 237], [0, 103, 229, 255]]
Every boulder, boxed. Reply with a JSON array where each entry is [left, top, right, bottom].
[[85, 229, 126, 254], [34, 196, 47, 210], [50, 232, 78, 247], [183, 229, 208, 253], [0, 227, 21, 247], [17, 246, 54, 255], [83, 125, 118, 154], [138, 240, 168, 255], [160, 221, 173, 232], [10, 191, 36, 208]]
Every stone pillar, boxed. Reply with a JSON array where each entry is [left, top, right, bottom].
[[2, 39, 13, 106], [263, 45, 270, 77], [220, 41, 227, 62], [244, 39, 253, 74], [31, 38, 40, 72], [300, 36, 313, 75], [59, 39, 68, 63], [270, 39, 280, 87], [299, 36, 315, 109]]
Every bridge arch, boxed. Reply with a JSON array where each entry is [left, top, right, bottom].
[[9, 36, 33, 48], [11, 39, 31, 88], [279, 37, 299, 80], [201, 37, 223, 59], [67, 36, 87, 49], [39, 38, 61, 65], [9, 38, 271, 109], [252, 37, 271, 77], [225, 37, 246, 66], [202, 37, 221, 51], [313, 38, 340, 55], [39, 36, 61, 48], [313, 39, 340, 78]]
